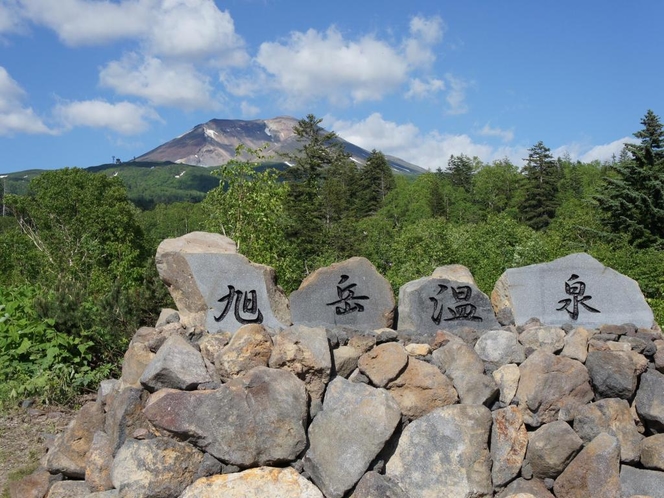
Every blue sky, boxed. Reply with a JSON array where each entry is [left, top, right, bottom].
[[0, 0, 662, 174]]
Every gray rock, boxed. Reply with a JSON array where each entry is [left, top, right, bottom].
[[45, 402, 105, 478], [87, 491, 119, 498], [491, 253, 655, 328], [350, 471, 408, 498], [332, 345, 361, 378], [635, 368, 664, 433], [432, 340, 484, 377], [474, 329, 525, 371], [104, 387, 150, 454], [519, 326, 566, 354], [155, 232, 291, 332], [46, 481, 90, 497], [515, 350, 593, 426], [144, 367, 308, 467], [111, 437, 204, 498], [139, 334, 211, 392], [215, 323, 273, 381], [269, 325, 332, 403], [620, 465, 664, 498], [526, 421, 583, 479], [357, 342, 408, 388], [492, 363, 520, 405], [155, 307, 180, 328], [386, 404, 493, 498], [398, 276, 499, 336], [553, 433, 621, 498], [451, 372, 499, 406], [85, 431, 114, 492], [640, 434, 664, 470], [180, 467, 324, 498], [386, 357, 458, 421], [290, 257, 395, 329], [573, 398, 643, 463], [491, 406, 528, 488], [560, 326, 590, 362], [96, 379, 119, 407], [585, 350, 637, 400], [303, 378, 401, 498]]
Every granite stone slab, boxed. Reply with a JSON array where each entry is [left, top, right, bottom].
[[290, 257, 395, 329], [491, 253, 655, 328], [397, 276, 499, 335]]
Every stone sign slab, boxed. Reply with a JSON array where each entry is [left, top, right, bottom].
[[156, 232, 290, 333], [491, 253, 655, 329], [398, 276, 499, 335], [289, 257, 395, 329]]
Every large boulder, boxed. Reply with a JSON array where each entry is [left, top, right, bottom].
[[180, 467, 323, 498], [143, 367, 308, 467], [45, 402, 105, 478], [303, 378, 401, 498], [491, 406, 528, 488], [215, 323, 273, 381], [585, 350, 637, 400], [573, 398, 643, 463], [492, 252, 655, 328], [553, 433, 621, 498], [111, 437, 204, 498], [526, 421, 583, 479], [139, 334, 212, 392], [155, 232, 290, 332], [268, 325, 332, 404], [635, 368, 664, 433], [289, 257, 395, 329], [385, 357, 458, 420], [514, 350, 593, 426], [386, 404, 493, 498]]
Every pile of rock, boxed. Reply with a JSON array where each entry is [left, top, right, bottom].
[[10, 233, 664, 498]]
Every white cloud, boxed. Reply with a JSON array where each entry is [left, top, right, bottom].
[[54, 99, 160, 134], [17, 0, 248, 63], [405, 77, 445, 99], [0, 66, 53, 135], [0, 1, 25, 36], [240, 101, 260, 118], [253, 16, 444, 108], [403, 15, 444, 67], [579, 137, 636, 163], [99, 54, 218, 110], [445, 73, 469, 115], [554, 136, 638, 164], [479, 123, 514, 143], [330, 113, 526, 170]]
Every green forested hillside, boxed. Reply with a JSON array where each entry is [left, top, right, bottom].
[[0, 112, 663, 408]]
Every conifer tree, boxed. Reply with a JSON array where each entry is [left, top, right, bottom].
[[357, 149, 396, 217], [519, 141, 560, 229], [596, 110, 664, 248]]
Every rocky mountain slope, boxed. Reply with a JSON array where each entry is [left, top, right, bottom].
[[136, 116, 426, 175]]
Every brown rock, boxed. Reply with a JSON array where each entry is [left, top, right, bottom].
[[215, 323, 273, 381], [85, 431, 114, 492], [553, 433, 621, 498], [386, 358, 458, 420], [640, 433, 664, 470], [515, 350, 593, 426], [491, 406, 528, 488], [119, 341, 155, 388], [45, 402, 105, 478], [46, 481, 90, 497], [358, 343, 408, 387]]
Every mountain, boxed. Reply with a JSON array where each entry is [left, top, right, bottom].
[[136, 116, 427, 175]]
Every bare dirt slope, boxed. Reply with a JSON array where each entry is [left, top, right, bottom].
[[0, 402, 77, 496]]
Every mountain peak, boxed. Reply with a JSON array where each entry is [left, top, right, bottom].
[[136, 117, 425, 174]]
